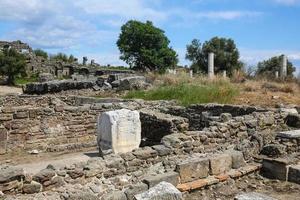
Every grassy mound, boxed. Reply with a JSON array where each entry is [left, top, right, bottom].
[[125, 74, 239, 106]]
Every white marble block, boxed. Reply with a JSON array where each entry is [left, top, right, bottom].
[[97, 109, 141, 154]]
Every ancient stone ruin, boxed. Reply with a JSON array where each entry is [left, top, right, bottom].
[[0, 93, 300, 199]]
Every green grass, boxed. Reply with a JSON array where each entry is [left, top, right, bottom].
[[15, 76, 38, 85], [124, 82, 239, 106]]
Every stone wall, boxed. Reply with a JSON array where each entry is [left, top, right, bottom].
[[0, 96, 125, 154], [0, 95, 289, 156], [0, 96, 296, 198]]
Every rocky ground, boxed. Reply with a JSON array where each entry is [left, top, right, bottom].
[[186, 172, 300, 200]]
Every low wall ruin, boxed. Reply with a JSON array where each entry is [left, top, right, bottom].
[[1, 95, 299, 198], [0, 95, 288, 155]]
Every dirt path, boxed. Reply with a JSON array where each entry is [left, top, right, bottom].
[[0, 85, 22, 96], [7, 150, 99, 174]]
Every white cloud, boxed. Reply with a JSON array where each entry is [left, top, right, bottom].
[[240, 48, 300, 66], [194, 11, 262, 20], [273, 0, 300, 5], [0, 0, 266, 67], [74, 0, 168, 25]]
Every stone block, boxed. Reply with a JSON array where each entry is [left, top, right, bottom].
[[0, 166, 24, 183], [261, 158, 297, 181], [97, 109, 141, 154], [288, 165, 300, 184], [101, 190, 127, 200], [225, 150, 246, 169], [23, 181, 42, 194], [284, 114, 300, 128], [209, 154, 232, 175], [0, 126, 7, 154], [277, 130, 300, 139], [125, 183, 148, 200], [135, 181, 183, 200], [0, 114, 12, 121], [133, 147, 158, 160], [13, 111, 28, 119], [152, 145, 172, 156], [176, 157, 209, 183], [33, 168, 56, 183], [143, 171, 179, 188]]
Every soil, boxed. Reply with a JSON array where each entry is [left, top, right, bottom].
[[0, 148, 98, 174], [185, 172, 300, 200], [0, 86, 22, 96]]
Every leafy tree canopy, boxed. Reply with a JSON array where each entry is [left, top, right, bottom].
[[186, 37, 243, 75], [34, 49, 48, 59], [50, 53, 77, 63], [117, 20, 178, 72], [0, 49, 26, 85], [256, 55, 295, 77]]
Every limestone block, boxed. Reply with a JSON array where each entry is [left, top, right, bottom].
[[0, 166, 25, 183], [288, 165, 300, 184], [175, 157, 209, 183], [277, 129, 300, 139], [143, 171, 179, 188], [125, 183, 148, 200], [225, 150, 246, 169], [0, 126, 7, 154], [97, 109, 141, 154], [209, 154, 232, 175], [135, 181, 183, 200]]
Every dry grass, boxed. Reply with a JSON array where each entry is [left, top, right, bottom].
[[234, 79, 300, 107]]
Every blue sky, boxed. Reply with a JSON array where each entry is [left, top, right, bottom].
[[0, 0, 299, 73]]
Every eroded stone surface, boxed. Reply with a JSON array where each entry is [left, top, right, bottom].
[[135, 181, 183, 200], [277, 130, 300, 139], [176, 157, 209, 183], [97, 109, 141, 154]]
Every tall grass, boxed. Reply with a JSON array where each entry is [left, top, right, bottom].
[[125, 73, 239, 106]]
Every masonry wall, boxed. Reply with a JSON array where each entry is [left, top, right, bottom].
[[0, 95, 127, 154], [0, 95, 288, 156]]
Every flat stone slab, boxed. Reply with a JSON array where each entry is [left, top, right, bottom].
[[277, 130, 300, 139], [235, 192, 277, 200]]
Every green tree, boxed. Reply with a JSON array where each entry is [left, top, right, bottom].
[[186, 37, 243, 75], [68, 54, 77, 63], [33, 49, 48, 59], [0, 49, 26, 85], [256, 55, 295, 77], [117, 20, 178, 72], [50, 53, 77, 63], [50, 53, 68, 62]]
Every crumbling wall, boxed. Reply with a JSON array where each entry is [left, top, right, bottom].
[[0, 96, 288, 156], [0, 96, 126, 154], [164, 104, 270, 130]]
